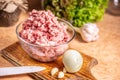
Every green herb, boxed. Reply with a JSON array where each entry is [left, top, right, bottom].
[[44, 0, 108, 27]]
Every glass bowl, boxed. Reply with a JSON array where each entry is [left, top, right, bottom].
[[16, 18, 75, 62]]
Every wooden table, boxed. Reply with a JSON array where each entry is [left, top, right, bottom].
[[0, 12, 120, 80]]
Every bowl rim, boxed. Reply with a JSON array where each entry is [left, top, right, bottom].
[[16, 18, 76, 47]]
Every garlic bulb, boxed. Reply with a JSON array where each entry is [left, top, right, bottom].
[[74, 23, 99, 42], [62, 50, 83, 73]]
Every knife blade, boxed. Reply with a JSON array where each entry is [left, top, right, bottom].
[[0, 66, 46, 76]]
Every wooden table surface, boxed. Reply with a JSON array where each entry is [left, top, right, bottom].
[[0, 12, 120, 80]]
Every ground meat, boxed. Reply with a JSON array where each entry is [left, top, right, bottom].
[[19, 10, 70, 62], [20, 10, 69, 46]]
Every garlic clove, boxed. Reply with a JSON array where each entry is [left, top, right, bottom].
[[58, 71, 64, 78], [51, 67, 59, 76]]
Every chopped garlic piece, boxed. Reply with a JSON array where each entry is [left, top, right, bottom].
[[58, 71, 64, 78], [51, 67, 58, 76]]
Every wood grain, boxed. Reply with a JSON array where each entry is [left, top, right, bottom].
[[1, 42, 97, 80]]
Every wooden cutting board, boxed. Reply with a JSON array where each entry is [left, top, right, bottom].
[[0, 42, 97, 80]]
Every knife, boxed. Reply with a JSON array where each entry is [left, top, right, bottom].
[[0, 66, 46, 76]]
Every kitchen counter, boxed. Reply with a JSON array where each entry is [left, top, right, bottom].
[[0, 12, 120, 80]]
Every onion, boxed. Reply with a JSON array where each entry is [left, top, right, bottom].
[[62, 49, 83, 73]]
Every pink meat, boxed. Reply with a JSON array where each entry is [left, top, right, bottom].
[[20, 10, 69, 46], [19, 10, 70, 61]]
